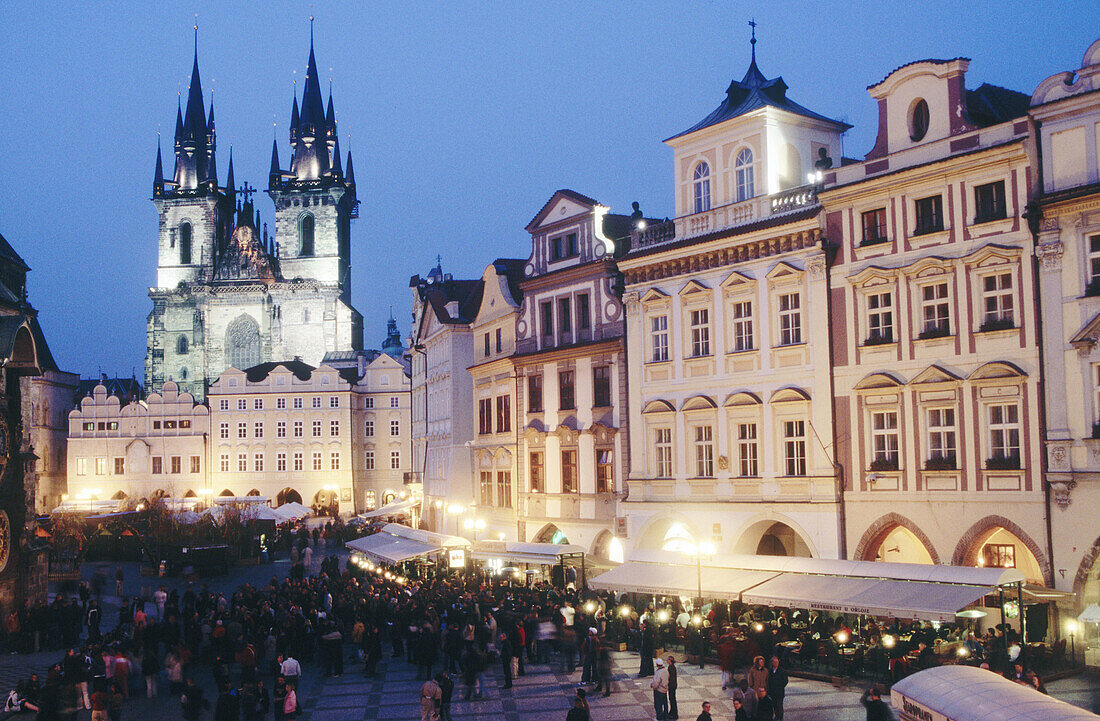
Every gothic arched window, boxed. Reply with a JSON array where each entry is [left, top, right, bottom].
[[177, 335, 188, 355], [693, 162, 711, 213], [735, 148, 755, 202], [179, 222, 193, 265], [225, 314, 261, 370], [299, 213, 315, 257]]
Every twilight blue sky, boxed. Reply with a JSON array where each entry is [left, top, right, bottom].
[[1, 2, 1097, 379]]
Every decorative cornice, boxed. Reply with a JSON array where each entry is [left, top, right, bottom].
[[1035, 241, 1065, 272]]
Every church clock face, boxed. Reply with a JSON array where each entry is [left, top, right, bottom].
[[0, 510, 10, 575]]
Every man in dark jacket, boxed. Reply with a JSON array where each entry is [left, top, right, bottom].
[[695, 701, 713, 721], [666, 655, 679, 719], [767, 656, 788, 720], [860, 688, 890, 721], [499, 633, 514, 689]]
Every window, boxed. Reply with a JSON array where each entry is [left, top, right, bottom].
[[981, 273, 1014, 331], [390, 396, 400, 408], [190, 456, 200, 474], [303, 308, 310, 324], [870, 411, 899, 470], [170, 456, 181, 474], [483, 332, 491, 358], [153, 420, 160, 429], [593, 366, 612, 407], [114, 457, 125, 475], [540, 301, 554, 339], [738, 423, 759, 477], [559, 370, 575, 410], [330, 420, 340, 436], [177, 335, 189, 355], [987, 403, 1021, 468], [495, 328, 503, 353], [364, 451, 374, 470], [390, 419, 400, 437], [974, 180, 1006, 223], [694, 425, 714, 478], [364, 419, 374, 437], [529, 452, 544, 492], [180, 419, 190, 429], [528, 375, 543, 413], [390, 450, 401, 469], [254, 453, 264, 472], [731, 301, 754, 352], [293, 397, 303, 409], [219, 454, 229, 473], [650, 315, 669, 362], [329, 396, 340, 408], [914, 195, 944, 235], [293, 452, 304, 471], [1088, 235, 1100, 295], [861, 208, 888, 245], [364, 397, 374, 409], [920, 283, 951, 338], [778, 293, 802, 345], [277, 452, 287, 472], [234, 399, 245, 411], [562, 449, 578, 493], [1094, 365, 1100, 431], [238, 422, 247, 439], [577, 295, 590, 332], [495, 395, 511, 433], [550, 233, 578, 261], [983, 543, 1016, 569], [293, 421, 303, 437], [480, 471, 494, 505], [783, 420, 807, 476], [238, 453, 247, 472], [311, 451, 322, 471], [865, 291, 894, 344], [497, 471, 513, 507], [179, 222, 192, 264], [254, 398, 264, 410], [299, 213, 315, 256], [364, 490, 376, 510], [909, 98, 930, 141], [277, 398, 286, 410], [312, 397, 322, 409], [926, 408, 957, 469], [219, 399, 229, 411], [693, 162, 711, 213], [312, 420, 322, 437], [654, 428, 673, 478], [219, 422, 229, 439], [255, 422, 264, 438], [277, 421, 287, 438], [595, 450, 613, 493], [558, 298, 572, 338], [735, 148, 755, 202], [76, 457, 88, 475], [478, 397, 492, 435], [330, 452, 341, 471], [690, 308, 711, 357], [82, 422, 94, 432]]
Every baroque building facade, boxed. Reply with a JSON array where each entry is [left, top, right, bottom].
[[146, 38, 362, 401]]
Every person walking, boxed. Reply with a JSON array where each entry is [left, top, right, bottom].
[[860, 687, 890, 721], [581, 628, 599, 685], [283, 682, 299, 720], [666, 655, 679, 720], [114, 567, 124, 597], [436, 673, 454, 721], [639, 621, 655, 677], [565, 695, 589, 721], [754, 687, 775, 721], [767, 656, 788, 721], [419, 676, 442, 721], [595, 641, 613, 697], [696, 701, 713, 721], [650, 657, 670, 721], [747, 655, 769, 696], [499, 633, 514, 690]]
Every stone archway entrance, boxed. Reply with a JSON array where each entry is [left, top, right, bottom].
[[276, 488, 302, 506], [854, 513, 940, 564], [734, 520, 813, 557]]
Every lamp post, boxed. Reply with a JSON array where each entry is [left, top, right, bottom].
[[464, 517, 486, 543], [1067, 618, 1078, 667], [684, 541, 716, 613]]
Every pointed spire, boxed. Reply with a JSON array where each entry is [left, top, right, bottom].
[[174, 100, 184, 143], [153, 141, 165, 196], [268, 138, 282, 190], [290, 96, 299, 138], [300, 28, 326, 137], [325, 91, 336, 136], [331, 135, 342, 177], [741, 18, 765, 86], [207, 100, 215, 133], [183, 44, 206, 143], [225, 147, 235, 201], [344, 150, 355, 187]]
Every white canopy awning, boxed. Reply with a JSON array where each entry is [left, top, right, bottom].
[[588, 560, 776, 601], [273, 502, 311, 521], [740, 573, 993, 623], [1080, 605, 1100, 623], [345, 523, 469, 565], [892, 666, 1100, 721], [471, 540, 587, 566], [360, 499, 418, 518], [214, 496, 271, 505]]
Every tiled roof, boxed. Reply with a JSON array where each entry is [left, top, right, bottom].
[[243, 360, 315, 383], [867, 57, 969, 90], [965, 83, 1030, 127], [421, 279, 484, 324], [491, 258, 527, 306], [626, 205, 821, 260], [525, 189, 600, 231]]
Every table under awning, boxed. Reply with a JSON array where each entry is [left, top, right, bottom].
[[588, 559, 776, 601], [471, 540, 587, 566], [345, 523, 469, 565], [740, 573, 993, 622]]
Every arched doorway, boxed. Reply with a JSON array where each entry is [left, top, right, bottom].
[[854, 514, 940, 565], [954, 521, 1046, 584], [219, 489, 235, 498], [276, 488, 302, 506], [247, 489, 261, 496], [636, 516, 700, 552], [314, 488, 338, 513], [534, 523, 570, 545], [734, 520, 813, 557], [591, 531, 625, 563]]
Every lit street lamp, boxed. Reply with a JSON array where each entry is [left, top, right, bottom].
[[1067, 618, 1078, 666], [683, 540, 716, 612]]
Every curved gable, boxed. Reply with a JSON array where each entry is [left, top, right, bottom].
[[642, 399, 676, 414], [724, 391, 762, 407], [969, 361, 1027, 380], [854, 371, 905, 390], [681, 395, 718, 411], [770, 387, 811, 403]]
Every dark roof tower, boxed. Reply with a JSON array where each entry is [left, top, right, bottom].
[[170, 29, 218, 192], [268, 138, 282, 190], [289, 24, 332, 180], [224, 147, 235, 204], [382, 311, 404, 358], [152, 141, 165, 197]]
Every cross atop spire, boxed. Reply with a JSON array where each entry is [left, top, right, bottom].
[[749, 18, 757, 63]]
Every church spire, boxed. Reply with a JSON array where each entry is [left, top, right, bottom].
[[171, 29, 214, 192], [225, 147, 235, 203], [268, 138, 282, 190], [153, 140, 165, 197], [345, 149, 355, 188], [289, 23, 333, 180]]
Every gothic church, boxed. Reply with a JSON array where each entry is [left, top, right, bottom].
[[147, 36, 363, 400]]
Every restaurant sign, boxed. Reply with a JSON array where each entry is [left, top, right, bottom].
[[891, 692, 949, 721], [448, 549, 466, 568]]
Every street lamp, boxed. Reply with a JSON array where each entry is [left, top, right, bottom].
[[463, 517, 486, 542], [1067, 618, 1079, 665], [683, 540, 716, 612]]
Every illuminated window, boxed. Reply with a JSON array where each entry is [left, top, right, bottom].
[[654, 428, 672, 478], [312, 451, 322, 471], [497, 470, 513, 507], [693, 425, 714, 478], [562, 449, 578, 493], [738, 423, 758, 477], [529, 452, 544, 492], [480, 471, 493, 505], [595, 450, 613, 493]]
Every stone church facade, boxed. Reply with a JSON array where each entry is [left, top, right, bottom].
[[146, 38, 363, 401]]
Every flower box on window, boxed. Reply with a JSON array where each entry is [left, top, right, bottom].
[[863, 332, 894, 347], [918, 325, 951, 340], [979, 318, 1015, 333], [924, 455, 957, 471], [869, 458, 899, 472], [985, 454, 1021, 470]]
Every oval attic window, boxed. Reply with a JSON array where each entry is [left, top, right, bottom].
[[909, 98, 930, 142]]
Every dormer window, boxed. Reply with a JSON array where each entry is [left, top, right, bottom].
[[735, 149, 755, 202], [299, 213, 315, 257], [909, 98, 930, 142], [693, 162, 712, 213], [550, 233, 578, 261]]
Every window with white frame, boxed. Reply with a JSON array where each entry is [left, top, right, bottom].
[[312, 397, 322, 409], [778, 293, 802, 345], [365, 451, 374, 470], [219, 454, 229, 473], [330, 420, 340, 436], [783, 420, 807, 476], [254, 421, 264, 438], [737, 422, 758, 477], [390, 396, 400, 408], [237, 399, 247, 410], [237, 453, 247, 472], [866, 291, 894, 344], [693, 162, 711, 213], [693, 425, 714, 478], [293, 452, 303, 471], [277, 452, 287, 472], [735, 148, 755, 202], [987, 403, 1020, 468], [293, 421, 303, 437], [690, 308, 711, 357], [920, 282, 950, 338], [312, 420, 322, 437], [219, 422, 229, 439], [276, 398, 286, 409], [1089, 235, 1100, 294], [654, 427, 672, 478], [237, 422, 247, 439], [390, 419, 400, 436], [331, 451, 341, 471], [364, 419, 374, 437], [390, 451, 401, 469], [926, 407, 956, 468], [731, 300, 754, 352], [650, 315, 669, 362], [219, 399, 229, 411], [312, 451, 322, 471], [364, 397, 374, 409], [277, 421, 286, 438], [870, 410, 899, 470], [981, 273, 1014, 330], [254, 453, 264, 472], [293, 397, 303, 409]]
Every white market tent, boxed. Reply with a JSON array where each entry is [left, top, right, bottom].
[[589, 550, 1026, 622], [471, 540, 588, 566], [891, 666, 1099, 720], [176, 511, 202, 524], [346, 523, 469, 565], [213, 496, 271, 505], [274, 502, 311, 521], [242, 504, 285, 522], [1079, 605, 1100, 623], [359, 498, 418, 519]]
